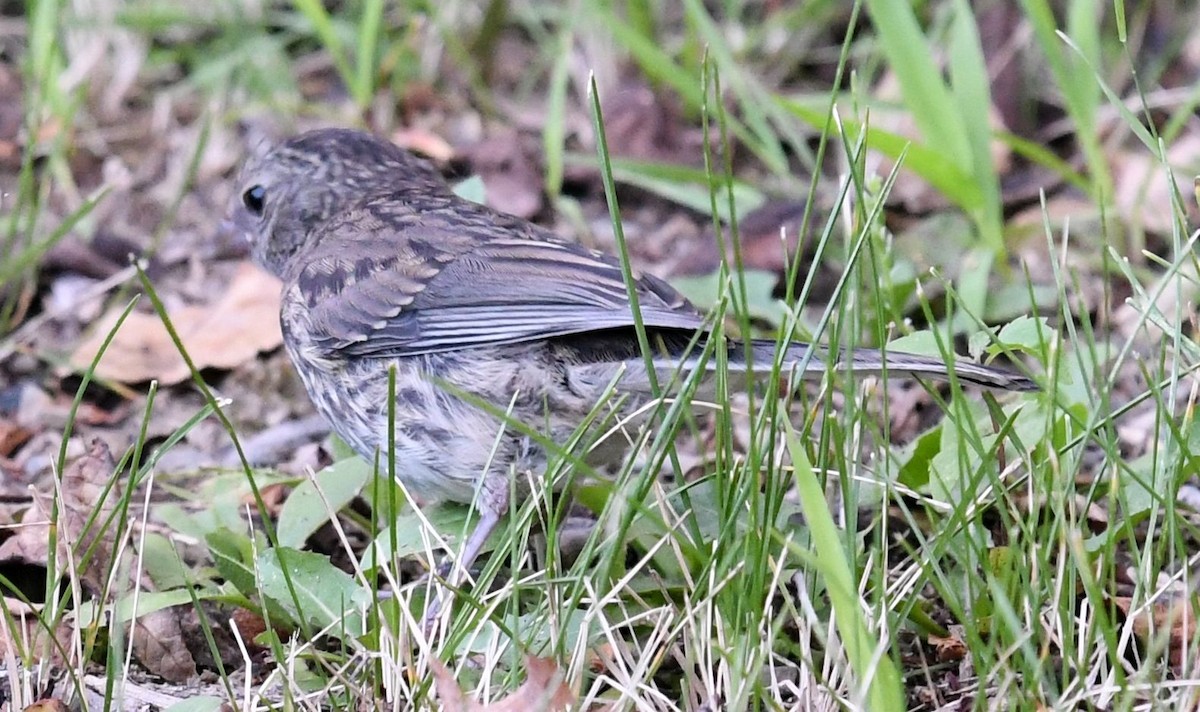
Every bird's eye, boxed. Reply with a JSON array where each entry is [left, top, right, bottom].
[[242, 185, 266, 215]]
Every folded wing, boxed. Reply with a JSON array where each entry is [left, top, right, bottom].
[[288, 227, 707, 358]]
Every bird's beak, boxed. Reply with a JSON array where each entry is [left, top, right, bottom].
[[222, 193, 260, 243], [214, 193, 260, 259]]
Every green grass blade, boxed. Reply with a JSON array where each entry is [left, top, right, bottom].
[[948, 0, 1002, 251], [785, 425, 904, 710], [863, 0, 971, 171], [781, 100, 985, 213], [353, 0, 384, 107]]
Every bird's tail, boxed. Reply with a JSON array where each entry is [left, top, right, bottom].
[[644, 339, 1036, 393]]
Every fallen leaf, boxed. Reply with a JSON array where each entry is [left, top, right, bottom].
[[131, 605, 198, 682], [43, 237, 136, 280], [58, 439, 122, 592], [0, 440, 121, 592], [0, 491, 53, 571], [1113, 594, 1199, 671], [587, 642, 618, 673], [1112, 133, 1200, 235], [0, 418, 33, 458], [74, 400, 130, 427], [431, 660, 472, 711], [0, 595, 43, 666], [0, 441, 124, 668], [22, 699, 69, 712], [0, 440, 198, 681], [251, 482, 291, 518], [928, 629, 968, 663], [432, 655, 575, 711], [230, 607, 268, 645], [1, 597, 38, 617], [673, 199, 811, 277], [69, 262, 283, 385], [391, 128, 455, 163]]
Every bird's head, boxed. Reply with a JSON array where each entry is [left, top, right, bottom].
[[232, 128, 445, 277]]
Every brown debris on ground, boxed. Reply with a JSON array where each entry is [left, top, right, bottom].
[[67, 261, 283, 386], [432, 656, 576, 712], [0, 440, 198, 682]]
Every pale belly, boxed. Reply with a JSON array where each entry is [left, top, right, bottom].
[[284, 338, 641, 504]]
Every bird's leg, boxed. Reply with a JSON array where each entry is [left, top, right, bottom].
[[423, 476, 508, 631]]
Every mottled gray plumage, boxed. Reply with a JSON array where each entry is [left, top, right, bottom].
[[233, 128, 1035, 613]]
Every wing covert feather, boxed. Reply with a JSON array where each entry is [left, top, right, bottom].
[[286, 220, 705, 357]]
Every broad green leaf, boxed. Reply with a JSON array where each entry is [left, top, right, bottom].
[[360, 503, 479, 570], [1120, 453, 1169, 519], [278, 456, 374, 548], [111, 589, 200, 623], [885, 331, 941, 357], [896, 424, 942, 490], [257, 547, 370, 638], [862, 0, 971, 170], [994, 315, 1053, 354], [677, 477, 803, 542], [139, 531, 191, 591], [948, 0, 1002, 250], [671, 269, 784, 326], [207, 529, 258, 597]]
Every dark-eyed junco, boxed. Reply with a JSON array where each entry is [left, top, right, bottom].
[[232, 128, 1035, 611]]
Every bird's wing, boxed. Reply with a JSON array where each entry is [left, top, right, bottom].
[[285, 223, 707, 358]]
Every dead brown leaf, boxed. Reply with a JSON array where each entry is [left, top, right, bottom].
[[252, 482, 291, 517], [0, 492, 53, 570], [673, 200, 811, 277], [0, 418, 33, 458], [41, 238, 130, 280], [0, 440, 198, 681], [131, 605, 198, 682], [1113, 594, 1199, 670], [587, 642, 618, 673], [391, 127, 455, 163], [432, 655, 575, 711], [69, 261, 282, 385], [431, 660, 472, 710], [0, 440, 123, 668], [928, 629, 968, 663], [0, 440, 121, 592], [0, 594, 42, 665], [230, 607, 268, 644], [67, 441, 197, 681], [22, 699, 69, 712], [1112, 133, 1200, 236], [57, 439, 121, 592]]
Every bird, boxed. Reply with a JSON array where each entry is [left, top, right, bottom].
[[231, 127, 1036, 614]]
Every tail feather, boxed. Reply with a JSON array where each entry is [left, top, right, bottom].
[[639, 339, 1036, 392], [759, 340, 1036, 391]]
